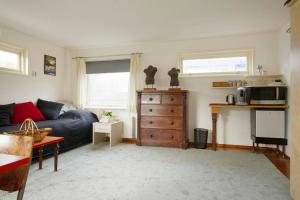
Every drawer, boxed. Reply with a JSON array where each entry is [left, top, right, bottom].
[[141, 105, 183, 117], [140, 129, 181, 147], [141, 116, 182, 130], [141, 94, 161, 104], [162, 94, 182, 105], [94, 123, 111, 133]]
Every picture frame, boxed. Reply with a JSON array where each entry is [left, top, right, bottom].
[[44, 55, 56, 76]]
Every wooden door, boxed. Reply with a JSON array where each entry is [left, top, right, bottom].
[[290, 0, 300, 199]]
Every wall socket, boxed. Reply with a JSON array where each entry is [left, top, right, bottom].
[[32, 71, 37, 77]]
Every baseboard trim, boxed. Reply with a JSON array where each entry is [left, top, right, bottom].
[[189, 142, 290, 158], [122, 138, 136, 144], [121, 139, 290, 158], [123, 140, 253, 151], [189, 142, 253, 150]]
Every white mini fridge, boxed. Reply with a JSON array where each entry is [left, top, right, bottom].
[[251, 109, 287, 151]]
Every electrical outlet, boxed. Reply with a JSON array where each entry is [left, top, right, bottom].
[[32, 71, 37, 77]]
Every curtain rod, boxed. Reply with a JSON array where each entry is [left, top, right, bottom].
[[71, 52, 143, 59]]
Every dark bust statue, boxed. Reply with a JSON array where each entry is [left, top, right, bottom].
[[144, 65, 157, 85], [168, 68, 180, 87]]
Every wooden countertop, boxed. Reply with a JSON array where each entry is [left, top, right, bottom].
[[210, 103, 289, 109]]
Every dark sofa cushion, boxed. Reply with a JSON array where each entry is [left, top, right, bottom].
[[0, 103, 15, 126], [36, 99, 63, 120]]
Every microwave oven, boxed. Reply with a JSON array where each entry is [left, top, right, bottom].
[[243, 86, 287, 105]]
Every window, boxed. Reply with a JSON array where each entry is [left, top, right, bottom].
[[178, 49, 254, 76], [87, 72, 129, 108], [0, 42, 28, 75], [85, 59, 130, 108]]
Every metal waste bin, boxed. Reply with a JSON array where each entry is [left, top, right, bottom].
[[194, 128, 208, 149]]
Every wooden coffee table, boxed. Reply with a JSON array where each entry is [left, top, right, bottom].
[[33, 136, 64, 172], [0, 154, 30, 172]]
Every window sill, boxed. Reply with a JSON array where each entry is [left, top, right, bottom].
[[179, 73, 251, 78], [85, 106, 128, 110], [0, 69, 28, 76]]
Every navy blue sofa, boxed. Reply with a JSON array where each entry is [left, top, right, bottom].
[[0, 110, 98, 158]]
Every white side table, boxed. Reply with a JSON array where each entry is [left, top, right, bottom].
[[93, 121, 123, 147]]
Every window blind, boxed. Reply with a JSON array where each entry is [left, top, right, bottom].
[[86, 59, 130, 74]]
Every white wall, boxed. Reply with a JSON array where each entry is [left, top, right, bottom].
[[278, 23, 292, 156], [0, 25, 66, 104], [67, 31, 281, 145]]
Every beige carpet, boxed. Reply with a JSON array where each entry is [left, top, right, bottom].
[[0, 143, 291, 200]]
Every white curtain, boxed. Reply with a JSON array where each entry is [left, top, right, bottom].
[[128, 53, 142, 112], [75, 58, 87, 109]]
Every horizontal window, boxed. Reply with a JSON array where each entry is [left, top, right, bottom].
[[0, 42, 28, 75], [86, 72, 130, 109], [178, 49, 254, 76]]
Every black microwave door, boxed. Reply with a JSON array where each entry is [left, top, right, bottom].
[[278, 88, 287, 100], [250, 87, 287, 100], [250, 87, 277, 100]]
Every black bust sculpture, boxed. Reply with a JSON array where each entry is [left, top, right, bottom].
[[144, 65, 157, 86], [168, 68, 180, 87]]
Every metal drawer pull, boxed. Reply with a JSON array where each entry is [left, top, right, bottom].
[[149, 109, 153, 112], [149, 98, 153, 101]]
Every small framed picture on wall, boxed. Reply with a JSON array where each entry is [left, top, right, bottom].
[[44, 55, 56, 76]]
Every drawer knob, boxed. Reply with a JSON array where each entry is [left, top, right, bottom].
[[149, 109, 153, 112], [170, 122, 174, 125], [170, 98, 174, 101], [149, 121, 153, 124], [170, 109, 174, 112], [149, 98, 153, 101], [171, 136, 174, 139], [150, 134, 153, 138]]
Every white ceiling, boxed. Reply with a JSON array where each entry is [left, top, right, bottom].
[[0, 0, 289, 48]]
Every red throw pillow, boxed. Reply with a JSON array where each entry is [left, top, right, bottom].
[[11, 102, 45, 124]]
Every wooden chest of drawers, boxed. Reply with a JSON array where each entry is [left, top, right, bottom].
[[136, 90, 188, 148]]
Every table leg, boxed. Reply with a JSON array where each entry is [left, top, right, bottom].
[[54, 143, 59, 172], [282, 145, 286, 158], [276, 144, 280, 155], [212, 113, 218, 151], [17, 187, 25, 200], [38, 147, 43, 170]]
